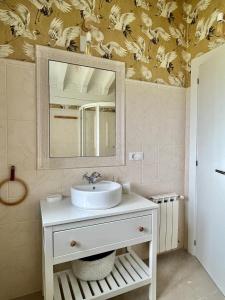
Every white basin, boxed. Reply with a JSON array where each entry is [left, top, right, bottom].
[[71, 181, 122, 210]]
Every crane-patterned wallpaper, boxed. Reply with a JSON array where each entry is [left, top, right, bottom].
[[183, 0, 225, 86], [0, 0, 224, 87]]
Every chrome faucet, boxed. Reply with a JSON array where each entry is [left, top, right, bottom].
[[83, 172, 102, 184]]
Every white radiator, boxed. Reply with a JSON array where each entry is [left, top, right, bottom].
[[150, 193, 180, 254]]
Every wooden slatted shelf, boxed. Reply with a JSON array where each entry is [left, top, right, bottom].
[[54, 251, 151, 300]]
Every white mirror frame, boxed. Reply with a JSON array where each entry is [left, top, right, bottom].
[[36, 45, 125, 169]]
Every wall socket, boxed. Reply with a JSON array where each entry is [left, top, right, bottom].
[[128, 152, 144, 161]]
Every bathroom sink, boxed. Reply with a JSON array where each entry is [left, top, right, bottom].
[[71, 181, 122, 209]]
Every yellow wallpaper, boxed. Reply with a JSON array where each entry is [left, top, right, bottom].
[[183, 0, 225, 85], [0, 0, 187, 87], [1, 0, 224, 87]]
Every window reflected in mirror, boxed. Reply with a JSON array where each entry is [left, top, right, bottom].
[[49, 60, 116, 158]]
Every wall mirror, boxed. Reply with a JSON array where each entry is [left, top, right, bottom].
[[36, 46, 125, 169]]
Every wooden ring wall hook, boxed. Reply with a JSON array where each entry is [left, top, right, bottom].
[[0, 166, 28, 206]]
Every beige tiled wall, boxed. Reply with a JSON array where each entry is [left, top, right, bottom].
[[0, 59, 186, 299]]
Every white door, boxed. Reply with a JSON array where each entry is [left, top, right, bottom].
[[197, 48, 225, 295]]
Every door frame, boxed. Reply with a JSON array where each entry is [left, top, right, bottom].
[[187, 44, 225, 255]]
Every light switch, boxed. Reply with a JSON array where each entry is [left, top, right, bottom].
[[129, 152, 144, 161]]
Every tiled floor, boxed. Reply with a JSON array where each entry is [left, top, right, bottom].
[[14, 250, 225, 300]]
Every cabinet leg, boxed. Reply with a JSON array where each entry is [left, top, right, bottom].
[[149, 241, 156, 300], [44, 264, 54, 300], [42, 228, 46, 297], [149, 209, 158, 300], [149, 277, 156, 300], [42, 243, 45, 297], [43, 227, 54, 300]]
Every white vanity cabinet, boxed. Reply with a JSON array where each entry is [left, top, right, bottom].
[[41, 193, 158, 300]]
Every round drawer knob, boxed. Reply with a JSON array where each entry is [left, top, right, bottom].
[[70, 240, 77, 247], [139, 226, 144, 232]]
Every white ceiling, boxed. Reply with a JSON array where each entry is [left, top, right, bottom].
[[49, 61, 116, 106]]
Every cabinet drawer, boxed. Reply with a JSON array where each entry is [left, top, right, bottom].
[[53, 215, 152, 258]]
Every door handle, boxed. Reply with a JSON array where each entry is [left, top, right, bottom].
[[215, 169, 225, 175]]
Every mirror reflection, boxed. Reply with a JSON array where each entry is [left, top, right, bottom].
[[49, 61, 116, 158]]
